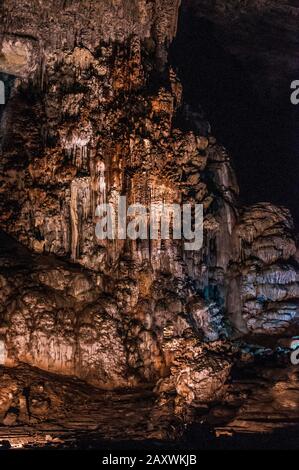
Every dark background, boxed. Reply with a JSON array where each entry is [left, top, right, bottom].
[[171, 6, 299, 230]]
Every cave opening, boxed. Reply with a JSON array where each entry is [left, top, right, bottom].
[[170, 7, 299, 229]]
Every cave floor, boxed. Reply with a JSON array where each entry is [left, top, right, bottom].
[[0, 364, 162, 449], [0, 362, 298, 450]]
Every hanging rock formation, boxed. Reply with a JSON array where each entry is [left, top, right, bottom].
[[229, 203, 299, 335]]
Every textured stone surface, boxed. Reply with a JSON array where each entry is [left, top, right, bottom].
[[0, 232, 131, 388], [0, 0, 239, 391], [228, 204, 299, 335], [155, 333, 232, 420], [0, 363, 173, 442], [0, 0, 298, 437]]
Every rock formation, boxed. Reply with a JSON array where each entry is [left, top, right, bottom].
[[0, 0, 298, 441], [229, 203, 299, 335]]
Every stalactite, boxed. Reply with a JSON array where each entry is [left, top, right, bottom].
[[98, 161, 106, 205], [70, 181, 79, 261]]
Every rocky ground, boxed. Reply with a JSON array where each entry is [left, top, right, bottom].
[[0, 358, 298, 449]]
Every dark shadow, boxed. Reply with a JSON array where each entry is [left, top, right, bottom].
[[170, 10, 299, 229]]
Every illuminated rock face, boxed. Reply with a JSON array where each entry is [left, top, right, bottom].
[[229, 204, 299, 335], [0, 0, 297, 410]]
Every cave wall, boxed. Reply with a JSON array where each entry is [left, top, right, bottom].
[[0, 0, 297, 400]]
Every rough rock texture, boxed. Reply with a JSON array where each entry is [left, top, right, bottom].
[[0, 232, 131, 389], [155, 334, 232, 421], [1, 352, 299, 447], [0, 363, 174, 443], [0, 0, 298, 432], [207, 364, 299, 436], [0, 0, 239, 393], [229, 203, 299, 335]]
